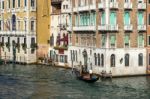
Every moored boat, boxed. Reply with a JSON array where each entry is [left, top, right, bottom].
[[73, 68, 99, 83]]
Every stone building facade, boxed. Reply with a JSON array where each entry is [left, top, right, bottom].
[[67, 0, 147, 76], [0, 0, 50, 64]]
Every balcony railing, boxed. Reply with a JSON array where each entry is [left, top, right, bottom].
[[73, 7, 78, 12], [124, 25, 133, 31], [98, 24, 107, 31], [138, 3, 146, 10], [0, 31, 31, 36], [30, 6, 36, 12], [78, 5, 89, 12], [73, 26, 96, 31], [89, 5, 96, 10], [51, 0, 62, 5], [98, 2, 105, 9], [64, 8, 72, 13], [67, 26, 72, 32], [98, 24, 118, 31], [138, 25, 146, 31], [108, 24, 118, 31], [109, 2, 118, 9], [124, 2, 132, 9]]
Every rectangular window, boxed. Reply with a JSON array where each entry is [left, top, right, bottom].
[[101, 34, 106, 47], [0, 21, 1, 30], [2, 1, 4, 9], [70, 50, 72, 61], [149, 14, 150, 25], [18, 0, 20, 7], [110, 12, 116, 25], [31, 37, 35, 44], [31, 0, 35, 7], [124, 11, 130, 25], [24, 21, 27, 31], [138, 34, 144, 47], [31, 21, 34, 31], [24, 37, 26, 44], [18, 21, 20, 31], [13, 0, 15, 8], [124, 34, 130, 48], [24, 0, 27, 7], [101, 11, 105, 25], [17, 37, 20, 52], [149, 36, 150, 46], [138, 12, 144, 25], [110, 35, 116, 47], [75, 15, 78, 26], [2, 37, 4, 43], [149, 54, 150, 65], [8, 0, 10, 8]]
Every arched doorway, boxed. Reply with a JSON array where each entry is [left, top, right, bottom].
[[82, 49, 88, 72]]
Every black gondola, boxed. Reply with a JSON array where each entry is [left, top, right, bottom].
[[73, 68, 99, 83]]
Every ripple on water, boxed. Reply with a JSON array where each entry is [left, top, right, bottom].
[[0, 64, 150, 99]]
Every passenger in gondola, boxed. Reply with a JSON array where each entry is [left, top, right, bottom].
[[89, 63, 93, 78]]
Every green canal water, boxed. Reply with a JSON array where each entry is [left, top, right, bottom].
[[0, 64, 150, 99]]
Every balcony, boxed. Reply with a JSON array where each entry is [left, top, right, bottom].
[[89, 5, 96, 10], [30, 6, 36, 12], [108, 24, 118, 31], [73, 26, 96, 31], [124, 3, 132, 9], [98, 2, 105, 9], [73, 7, 78, 12], [67, 26, 72, 32], [138, 25, 146, 31], [98, 24, 107, 31], [1, 9, 4, 13], [64, 8, 72, 13], [7, 9, 11, 12], [124, 25, 133, 31], [51, 0, 62, 5], [78, 6, 89, 12], [138, 3, 146, 10], [109, 2, 118, 9]]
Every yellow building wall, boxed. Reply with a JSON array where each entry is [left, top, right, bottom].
[[37, 0, 50, 58]]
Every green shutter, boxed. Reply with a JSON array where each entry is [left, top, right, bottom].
[[111, 35, 115, 45], [87, 13, 90, 26], [102, 35, 106, 46], [138, 12, 143, 25], [75, 15, 78, 26], [90, 13, 93, 25], [101, 12, 105, 25], [124, 12, 130, 25], [139, 35, 143, 46], [110, 12, 116, 25], [125, 35, 129, 44]]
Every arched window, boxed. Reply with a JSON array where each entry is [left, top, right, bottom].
[[111, 54, 115, 67], [94, 53, 97, 66], [12, 15, 16, 31], [98, 54, 100, 66], [125, 54, 129, 66], [101, 54, 104, 67], [139, 53, 143, 66]]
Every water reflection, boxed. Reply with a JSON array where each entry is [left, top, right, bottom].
[[0, 64, 150, 99]]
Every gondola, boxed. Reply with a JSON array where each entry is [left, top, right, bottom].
[[73, 68, 99, 83]]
